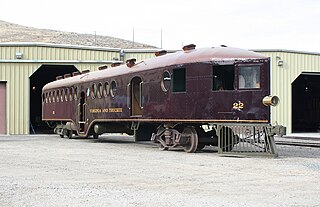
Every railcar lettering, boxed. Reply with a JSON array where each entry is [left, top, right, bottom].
[[89, 108, 123, 113], [233, 102, 244, 110]]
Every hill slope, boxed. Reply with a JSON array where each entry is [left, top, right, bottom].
[[0, 20, 156, 49]]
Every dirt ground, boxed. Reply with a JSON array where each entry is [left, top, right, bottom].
[[0, 135, 319, 207]]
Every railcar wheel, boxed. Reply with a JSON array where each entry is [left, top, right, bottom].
[[93, 133, 99, 139], [196, 144, 205, 151], [156, 126, 169, 150], [182, 127, 198, 153], [67, 130, 73, 139]]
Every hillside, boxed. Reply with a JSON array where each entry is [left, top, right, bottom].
[[0, 20, 156, 49]]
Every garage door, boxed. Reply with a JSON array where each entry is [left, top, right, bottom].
[[292, 73, 320, 132], [0, 82, 6, 134]]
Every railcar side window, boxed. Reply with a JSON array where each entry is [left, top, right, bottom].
[[65, 88, 69, 102], [53, 90, 57, 103], [104, 82, 110, 97], [110, 80, 117, 97], [172, 68, 186, 92], [238, 65, 260, 89], [161, 71, 171, 92], [70, 87, 73, 101], [91, 83, 97, 99], [49, 92, 52, 103], [61, 89, 64, 102], [97, 83, 103, 98], [212, 65, 234, 91], [74, 87, 78, 100], [86, 87, 90, 97]]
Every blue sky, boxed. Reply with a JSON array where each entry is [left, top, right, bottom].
[[1, 0, 320, 52]]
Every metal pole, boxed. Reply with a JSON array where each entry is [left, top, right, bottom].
[[161, 29, 163, 49], [132, 28, 135, 48]]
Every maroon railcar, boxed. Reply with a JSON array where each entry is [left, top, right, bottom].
[[42, 45, 282, 153]]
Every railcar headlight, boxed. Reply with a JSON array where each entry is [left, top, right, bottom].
[[262, 96, 279, 107]]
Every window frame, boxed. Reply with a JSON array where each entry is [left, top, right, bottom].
[[172, 67, 186, 93], [237, 64, 262, 90]]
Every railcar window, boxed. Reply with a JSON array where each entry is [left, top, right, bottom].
[[238, 65, 260, 89], [48, 92, 50, 103], [65, 88, 69, 102], [70, 87, 73, 101], [74, 87, 78, 100], [212, 65, 234, 91], [110, 80, 117, 97], [161, 71, 171, 92], [103, 82, 110, 97], [45, 92, 48, 103], [61, 89, 64, 102], [86, 87, 90, 97], [53, 90, 57, 103], [172, 68, 186, 92], [91, 83, 97, 99], [97, 83, 103, 98]]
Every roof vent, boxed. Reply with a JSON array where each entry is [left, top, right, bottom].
[[155, 50, 167, 57], [111, 62, 121, 67], [72, 71, 81, 76], [56, 76, 63, 80], [63, 74, 72, 79], [220, 45, 227, 47], [98, 65, 108, 70], [182, 44, 196, 51], [82, 69, 90, 74], [126, 58, 136, 68]]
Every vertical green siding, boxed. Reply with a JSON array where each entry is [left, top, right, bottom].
[[258, 51, 320, 133]]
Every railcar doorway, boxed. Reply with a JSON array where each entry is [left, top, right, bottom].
[[79, 91, 86, 132], [29, 65, 79, 134], [130, 77, 143, 116], [292, 73, 320, 132]]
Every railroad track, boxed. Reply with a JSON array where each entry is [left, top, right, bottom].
[[276, 141, 320, 148]]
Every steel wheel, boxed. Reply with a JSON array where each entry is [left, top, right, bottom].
[[67, 130, 73, 139], [182, 127, 198, 153]]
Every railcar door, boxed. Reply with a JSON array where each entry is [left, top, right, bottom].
[[129, 77, 143, 116], [78, 91, 86, 132]]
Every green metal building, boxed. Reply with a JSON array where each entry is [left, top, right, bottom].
[[0, 43, 319, 134]]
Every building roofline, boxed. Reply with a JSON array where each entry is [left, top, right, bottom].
[[0, 42, 121, 52], [122, 48, 177, 53], [252, 49, 320, 56]]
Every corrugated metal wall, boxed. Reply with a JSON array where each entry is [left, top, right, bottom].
[[2, 43, 319, 134], [258, 51, 320, 133], [0, 44, 121, 134]]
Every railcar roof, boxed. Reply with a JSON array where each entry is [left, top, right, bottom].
[[43, 46, 268, 90]]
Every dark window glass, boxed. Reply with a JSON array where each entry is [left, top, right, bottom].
[[212, 65, 234, 91], [172, 68, 186, 92]]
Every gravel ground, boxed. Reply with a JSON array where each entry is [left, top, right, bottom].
[[0, 135, 319, 207]]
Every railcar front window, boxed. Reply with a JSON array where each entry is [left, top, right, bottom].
[[238, 65, 260, 89], [212, 65, 234, 91], [172, 68, 186, 92]]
